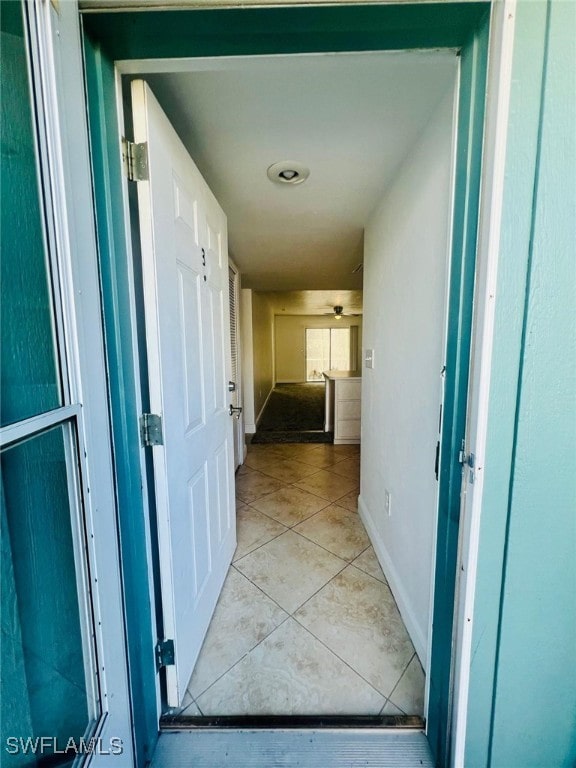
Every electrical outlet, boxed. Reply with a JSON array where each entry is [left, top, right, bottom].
[[385, 490, 392, 516]]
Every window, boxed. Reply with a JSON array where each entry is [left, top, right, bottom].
[[1, 422, 100, 750], [306, 328, 352, 381]]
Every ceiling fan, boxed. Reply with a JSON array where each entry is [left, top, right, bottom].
[[322, 305, 362, 320]]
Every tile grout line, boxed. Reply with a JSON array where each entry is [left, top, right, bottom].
[[236, 508, 360, 570], [287, 561, 415, 706], [231, 536, 376, 695], [191, 614, 294, 706], [288, 525, 365, 565], [186, 565, 292, 702], [244, 493, 333, 529], [232, 524, 289, 565], [290, 475, 361, 503], [179, 692, 204, 718], [185, 553, 300, 704], [348, 559, 388, 586], [290, 488, 361, 506], [254, 460, 325, 483], [237, 473, 358, 532], [239, 462, 359, 507], [233, 536, 349, 613], [233, 510, 377, 611], [193, 604, 392, 716], [230, 563, 293, 617], [198, 444, 418, 717], [378, 651, 418, 716], [289, 611, 390, 706]]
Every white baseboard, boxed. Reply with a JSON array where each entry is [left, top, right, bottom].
[[358, 494, 427, 669], [255, 387, 275, 427], [276, 379, 314, 384]]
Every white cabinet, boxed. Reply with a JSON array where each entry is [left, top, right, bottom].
[[323, 371, 361, 445]]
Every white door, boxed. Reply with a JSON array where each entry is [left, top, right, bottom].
[[132, 79, 236, 707]]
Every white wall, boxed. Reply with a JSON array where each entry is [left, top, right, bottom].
[[359, 84, 456, 666], [252, 291, 275, 421], [240, 289, 256, 432], [275, 314, 363, 382], [240, 289, 275, 432]]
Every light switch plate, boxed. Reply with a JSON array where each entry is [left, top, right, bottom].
[[365, 349, 375, 369]]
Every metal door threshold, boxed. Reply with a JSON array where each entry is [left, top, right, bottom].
[[161, 714, 424, 729], [150, 727, 435, 767]]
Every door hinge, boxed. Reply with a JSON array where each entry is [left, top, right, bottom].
[[122, 137, 149, 181], [155, 638, 175, 670], [458, 440, 475, 483], [140, 413, 163, 447]]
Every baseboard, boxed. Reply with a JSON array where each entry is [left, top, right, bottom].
[[358, 495, 427, 668], [276, 379, 325, 384], [275, 379, 322, 384], [255, 387, 274, 427]]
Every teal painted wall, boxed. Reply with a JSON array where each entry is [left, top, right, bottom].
[[465, 1, 576, 766], [81, 5, 488, 765], [427, 18, 489, 766], [83, 36, 159, 768], [83, 3, 489, 60]]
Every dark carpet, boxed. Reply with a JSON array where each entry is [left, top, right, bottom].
[[251, 383, 333, 444]]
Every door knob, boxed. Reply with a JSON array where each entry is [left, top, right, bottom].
[[229, 405, 243, 418]]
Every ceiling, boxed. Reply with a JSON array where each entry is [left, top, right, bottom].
[[143, 50, 456, 295]]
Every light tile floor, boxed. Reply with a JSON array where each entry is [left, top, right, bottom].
[[175, 442, 425, 719]]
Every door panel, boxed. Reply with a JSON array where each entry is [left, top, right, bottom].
[[178, 267, 204, 433], [131, 79, 236, 707]]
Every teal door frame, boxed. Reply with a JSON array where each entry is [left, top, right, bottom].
[[81, 4, 490, 765]]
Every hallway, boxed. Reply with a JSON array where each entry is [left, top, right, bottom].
[[172, 443, 425, 719]]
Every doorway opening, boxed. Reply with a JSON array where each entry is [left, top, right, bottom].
[[82, 4, 490, 762], [247, 296, 364, 443], [123, 47, 456, 726]]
